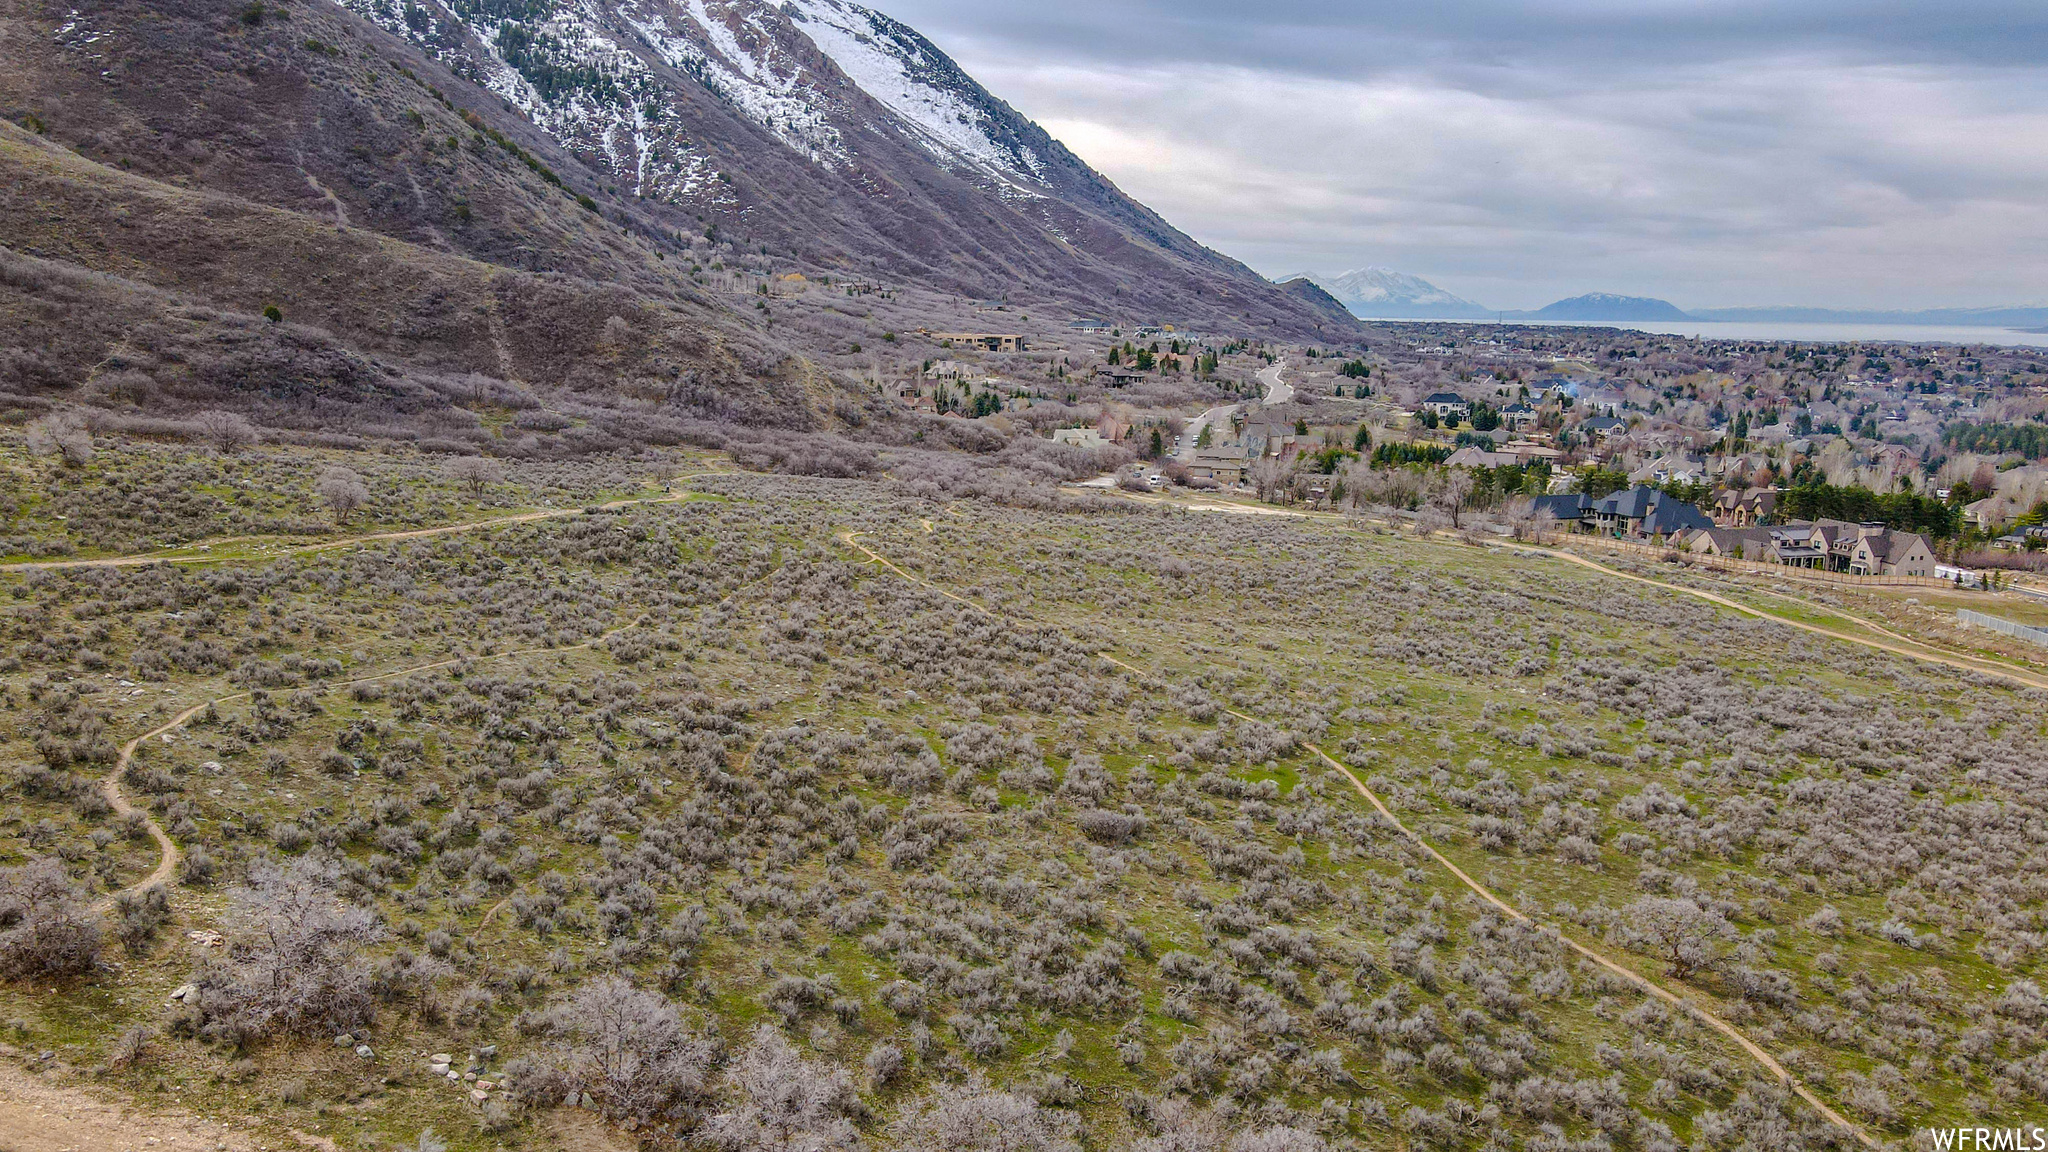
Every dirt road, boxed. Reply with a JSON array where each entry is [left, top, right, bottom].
[[0, 1056, 266, 1152]]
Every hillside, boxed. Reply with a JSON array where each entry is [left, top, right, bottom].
[[0, 0, 1353, 371], [2, 438, 2044, 1150]]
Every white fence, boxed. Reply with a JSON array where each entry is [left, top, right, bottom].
[[1958, 609, 2048, 649]]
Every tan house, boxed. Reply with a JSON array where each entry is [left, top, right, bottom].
[[929, 332, 1027, 353], [1190, 446, 1249, 486], [1849, 530, 1936, 577]]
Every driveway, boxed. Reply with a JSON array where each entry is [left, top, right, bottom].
[[1257, 359, 1292, 405]]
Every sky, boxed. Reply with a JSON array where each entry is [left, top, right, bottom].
[[875, 0, 2048, 311]]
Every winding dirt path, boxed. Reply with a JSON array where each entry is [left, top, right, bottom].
[[1546, 548, 2048, 692], [95, 614, 656, 912], [839, 528, 1880, 1149], [2, 478, 727, 575]]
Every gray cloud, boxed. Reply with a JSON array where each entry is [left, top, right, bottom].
[[877, 0, 2048, 309]]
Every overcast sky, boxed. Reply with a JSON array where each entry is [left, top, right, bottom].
[[876, 0, 2048, 311]]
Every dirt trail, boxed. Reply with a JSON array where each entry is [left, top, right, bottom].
[[840, 529, 1880, 1149], [1295, 741, 1877, 1148], [96, 614, 654, 912], [1546, 549, 2048, 691], [0, 1054, 268, 1152], [1, 479, 727, 575]]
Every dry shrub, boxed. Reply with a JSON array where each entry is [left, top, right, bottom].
[[0, 859, 103, 980]]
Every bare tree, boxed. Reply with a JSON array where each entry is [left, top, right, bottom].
[[701, 1025, 860, 1151], [0, 859, 104, 980], [195, 409, 256, 454], [889, 1075, 1082, 1152], [190, 858, 380, 1041], [1249, 458, 1288, 503], [1427, 469, 1476, 529], [505, 976, 715, 1126], [1618, 896, 1734, 978], [446, 456, 504, 500], [315, 466, 370, 524], [26, 412, 93, 467]]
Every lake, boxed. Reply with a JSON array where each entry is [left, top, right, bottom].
[[1450, 318, 2048, 349]]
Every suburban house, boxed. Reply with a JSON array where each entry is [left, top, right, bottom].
[[1050, 428, 1106, 448], [1239, 422, 1301, 460], [1531, 493, 1594, 530], [1629, 454, 1707, 487], [1848, 528, 1937, 576], [929, 331, 1027, 353], [1068, 319, 1113, 332], [1189, 446, 1249, 486], [1685, 519, 1936, 575], [923, 359, 969, 382], [1445, 446, 1521, 469], [1711, 487, 1779, 527], [1593, 485, 1714, 539], [1580, 415, 1628, 441], [1421, 392, 1472, 419], [1500, 402, 1538, 431], [1096, 367, 1147, 387]]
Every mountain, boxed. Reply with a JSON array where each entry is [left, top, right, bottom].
[[325, 0, 1351, 337], [1272, 276, 1368, 330], [0, 0, 1356, 437], [1512, 293, 1694, 322], [1687, 305, 2048, 327], [1286, 267, 1492, 319]]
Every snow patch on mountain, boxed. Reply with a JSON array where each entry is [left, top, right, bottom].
[[781, 0, 1042, 186]]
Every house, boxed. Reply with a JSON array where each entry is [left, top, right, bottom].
[[1503, 441, 1564, 465], [1421, 392, 1471, 419], [930, 332, 1026, 353], [1500, 402, 1538, 431], [1445, 447, 1520, 469], [924, 359, 969, 382], [1050, 428, 1106, 448], [1594, 485, 1712, 539], [1189, 446, 1249, 486], [1687, 526, 1776, 562], [1531, 493, 1593, 531], [1711, 487, 1779, 527], [1849, 529, 1936, 577], [1096, 367, 1147, 387], [1581, 415, 1628, 440], [1069, 318, 1113, 332], [1640, 496, 1715, 539], [1630, 454, 1706, 487]]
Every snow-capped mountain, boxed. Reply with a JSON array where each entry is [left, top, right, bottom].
[[324, 0, 1346, 334], [1286, 268, 1492, 319]]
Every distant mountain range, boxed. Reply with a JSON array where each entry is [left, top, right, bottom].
[[1506, 294, 1693, 322], [1282, 268, 1493, 319], [1288, 270, 2048, 328]]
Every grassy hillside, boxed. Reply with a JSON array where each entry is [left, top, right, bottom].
[[0, 437, 2043, 1150]]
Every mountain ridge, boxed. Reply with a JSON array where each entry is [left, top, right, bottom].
[[1283, 267, 1492, 319]]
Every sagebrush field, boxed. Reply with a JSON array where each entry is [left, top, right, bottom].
[[2, 441, 2044, 1152]]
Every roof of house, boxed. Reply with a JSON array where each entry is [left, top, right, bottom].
[[1597, 485, 1662, 519], [1423, 392, 1469, 405], [1532, 494, 1593, 520], [1641, 499, 1714, 537], [1445, 447, 1520, 468]]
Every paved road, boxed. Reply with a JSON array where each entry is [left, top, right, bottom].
[[1257, 359, 1292, 405], [1176, 402, 1240, 462], [1177, 359, 1291, 462]]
